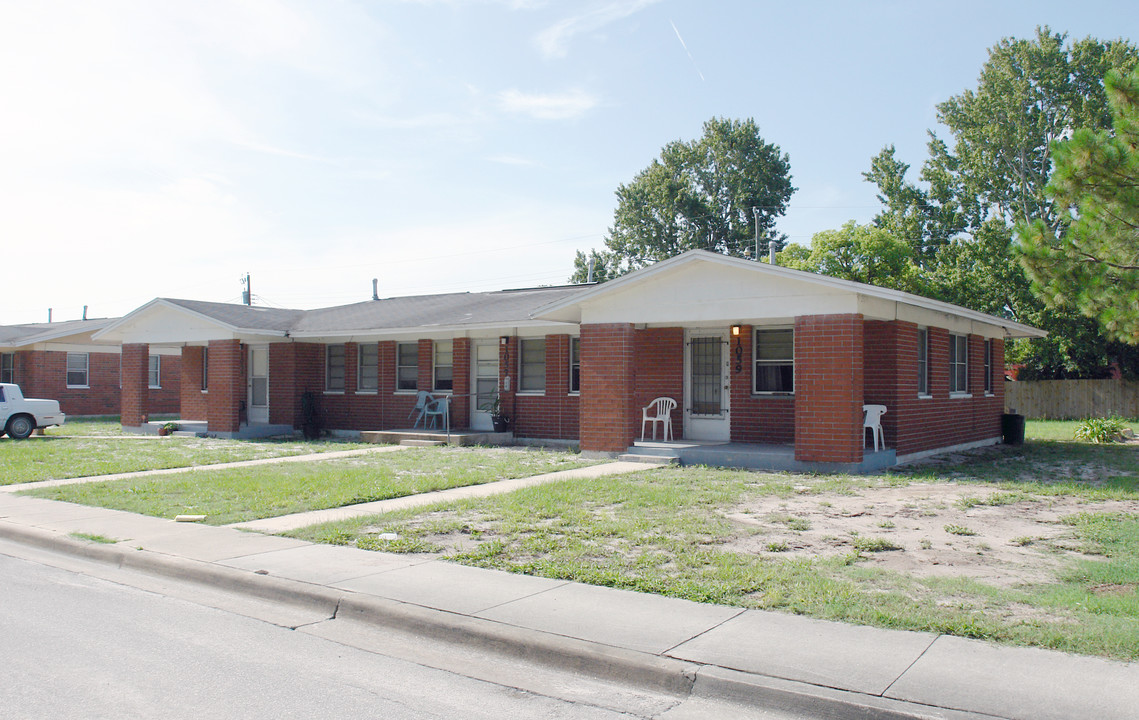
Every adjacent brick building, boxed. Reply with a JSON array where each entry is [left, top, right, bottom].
[[0, 318, 179, 417], [98, 251, 1042, 469]]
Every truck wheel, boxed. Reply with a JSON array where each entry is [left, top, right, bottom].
[[6, 414, 35, 440]]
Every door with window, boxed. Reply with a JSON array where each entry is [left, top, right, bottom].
[[247, 345, 269, 424], [684, 330, 730, 441], [470, 340, 499, 431]]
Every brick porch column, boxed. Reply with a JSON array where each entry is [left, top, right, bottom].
[[452, 337, 471, 430], [794, 314, 864, 463], [580, 323, 636, 453], [120, 343, 149, 428], [206, 339, 242, 434]]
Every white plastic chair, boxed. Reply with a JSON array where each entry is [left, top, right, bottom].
[[640, 397, 677, 442], [423, 396, 450, 432], [409, 390, 433, 428], [863, 404, 887, 452]]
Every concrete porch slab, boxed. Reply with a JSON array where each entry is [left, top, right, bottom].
[[360, 429, 515, 446], [629, 441, 896, 473]]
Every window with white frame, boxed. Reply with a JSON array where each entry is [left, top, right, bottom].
[[325, 344, 345, 392], [519, 338, 546, 393], [66, 352, 89, 387], [201, 347, 209, 391], [0, 353, 14, 384], [753, 328, 794, 393], [949, 334, 968, 394], [396, 343, 418, 391], [917, 328, 929, 395], [357, 343, 378, 392], [434, 340, 453, 392], [148, 355, 161, 388], [984, 339, 993, 394], [569, 337, 580, 393]]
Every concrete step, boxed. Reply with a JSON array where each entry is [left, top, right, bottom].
[[617, 453, 678, 465], [400, 439, 446, 447]]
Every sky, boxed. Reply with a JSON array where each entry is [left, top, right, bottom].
[[2, 0, 1136, 325]]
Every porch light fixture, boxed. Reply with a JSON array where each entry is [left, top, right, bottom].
[[500, 336, 509, 345], [731, 325, 744, 374]]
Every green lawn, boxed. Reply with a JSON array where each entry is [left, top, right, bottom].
[[0, 435, 371, 485], [21, 446, 599, 525], [287, 436, 1139, 661]]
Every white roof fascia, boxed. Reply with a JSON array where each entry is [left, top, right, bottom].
[[532, 250, 1046, 339]]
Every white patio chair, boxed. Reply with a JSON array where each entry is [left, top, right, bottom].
[[863, 404, 887, 452], [640, 397, 677, 442], [408, 390, 433, 428], [423, 395, 450, 432]]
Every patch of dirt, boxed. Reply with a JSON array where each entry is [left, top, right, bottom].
[[723, 483, 1139, 588]]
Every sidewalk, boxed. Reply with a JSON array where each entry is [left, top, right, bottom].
[[0, 487, 1136, 719]]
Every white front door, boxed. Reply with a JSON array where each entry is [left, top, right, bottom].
[[470, 340, 499, 431], [684, 330, 731, 441], [247, 345, 269, 424]]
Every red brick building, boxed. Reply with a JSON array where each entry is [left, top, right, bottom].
[[99, 251, 1043, 470], [1, 318, 179, 417]]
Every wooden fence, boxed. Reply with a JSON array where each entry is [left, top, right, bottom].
[[1004, 379, 1139, 419]]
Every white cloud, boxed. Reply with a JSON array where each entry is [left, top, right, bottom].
[[486, 154, 538, 167], [534, 0, 660, 59], [496, 88, 599, 120]]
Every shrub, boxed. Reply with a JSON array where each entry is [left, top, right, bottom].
[[1073, 417, 1131, 444]]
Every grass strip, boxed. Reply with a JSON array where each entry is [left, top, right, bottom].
[[21, 446, 598, 525], [0, 436, 371, 485]]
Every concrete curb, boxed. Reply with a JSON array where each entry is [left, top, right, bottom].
[[692, 666, 993, 720], [0, 520, 995, 719]]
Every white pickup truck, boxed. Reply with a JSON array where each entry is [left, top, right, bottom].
[[0, 383, 65, 439]]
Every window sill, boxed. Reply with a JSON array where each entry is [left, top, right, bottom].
[[752, 392, 794, 398], [200, 390, 208, 394], [323, 391, 345, 395], [516, 391, 546, 397], [356, 390, 378, 395], [567, 391, 580, 397], [917, 393, 932, 400], [949, 392, 973, 399], [66, 385, 89, 389], [394, 390, 419, 395]]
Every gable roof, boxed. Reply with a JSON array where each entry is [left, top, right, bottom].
[[0, 318, 117, 348], [532, 249, 1046, 338]]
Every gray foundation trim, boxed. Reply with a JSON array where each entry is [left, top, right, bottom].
[[896, 436, 1002, 465]]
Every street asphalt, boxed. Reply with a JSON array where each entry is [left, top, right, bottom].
[[0, 458, 1136, 720]]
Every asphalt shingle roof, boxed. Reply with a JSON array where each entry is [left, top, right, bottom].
[[158, 285, 586, 336], [0, 318, 115, 347]]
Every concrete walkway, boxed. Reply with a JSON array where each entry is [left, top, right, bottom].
[[0, 468, 1136, 718], [229, 461, 651, 533]]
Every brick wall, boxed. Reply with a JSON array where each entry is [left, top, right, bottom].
[[580, 323, 636, 452], [863, 320, 1005, 457], [120, 344, 149, 427], [8, 349, 178, 417], [730, 325, 795, 444], [206, 339, 242, 433], [180, 346, 207, 421], [632, 328, 684, 440], [512, 334, 580, 439], [794, 314, 864, 463]]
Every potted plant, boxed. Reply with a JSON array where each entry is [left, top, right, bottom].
[[158, 421, 179, 437], [480, 392, 510, 433]]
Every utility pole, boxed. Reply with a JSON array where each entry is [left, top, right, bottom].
[[241, 273, 251, 306], [753, 207, 762, 261]]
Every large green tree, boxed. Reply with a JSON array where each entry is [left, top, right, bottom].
[[862, 27, 1139, 377], [1018, 68, 1139, 344], [779, 221, 928, 295], [570, 118, 794, 283]]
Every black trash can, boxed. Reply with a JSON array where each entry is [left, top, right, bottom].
[[1001, 413, 1025, 445]]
